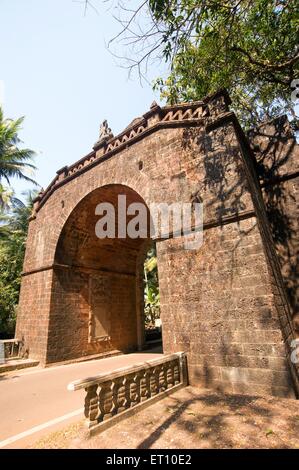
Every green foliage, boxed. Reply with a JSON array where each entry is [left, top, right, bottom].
[[0, 191, 37, 336], [144, 245, 160, 327], [0, 106, 37, 335], [0, 244, 22, 335], [0, 183, 26, 213], [0, 106, 37, 187], [150, 0, 298, 127]]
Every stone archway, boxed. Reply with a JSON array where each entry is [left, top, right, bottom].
[[46, 184, 153, 363], [16, 91, 299, 396]]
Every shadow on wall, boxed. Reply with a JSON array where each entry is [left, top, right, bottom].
[[182, 126, 248, 221], [248, 116, 299, 329], [179, 119, 298, 397], [181, 125, 258, 300], [183, 118, 299, 328], [182, 124, 256, 238]]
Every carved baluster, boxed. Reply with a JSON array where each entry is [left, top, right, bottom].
[[127, 373, 140, 407], [124, 377, 130, 408], [112, 377, 126, 415], [84, 384, 99, 426], [134, 373, 141, 405], [166, 362, 175, 389], [98, 381, 113, 421], [111, 380, 117, 416], [145, 370, 151, 399], [158, 365, 167, 392], [150, 367, 159, 396], [174, 360, 180, 385], [140, 370, 150, 402]]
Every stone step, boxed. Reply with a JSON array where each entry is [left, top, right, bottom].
[[0, 359, 39, 374]]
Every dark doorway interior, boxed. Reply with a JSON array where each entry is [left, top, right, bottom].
[[143, 243, 162, 350]]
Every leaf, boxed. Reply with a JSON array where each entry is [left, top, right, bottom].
[[145, 0, 298, 128]]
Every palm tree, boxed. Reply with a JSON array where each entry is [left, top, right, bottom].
[[8, 189, 37, 233], [0, 188, 37, 239], [0, 211, 9, 240], [0, 183, 24, 212], [0, 189, 37, 334], [0, 106, 37, 189]]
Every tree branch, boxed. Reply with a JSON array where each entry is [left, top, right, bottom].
[[231, 46, 299, 71]]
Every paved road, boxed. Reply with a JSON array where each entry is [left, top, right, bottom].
[[0, 349, 163, 449]]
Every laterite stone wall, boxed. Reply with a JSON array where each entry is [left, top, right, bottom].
[[16, 92, 298, 397]]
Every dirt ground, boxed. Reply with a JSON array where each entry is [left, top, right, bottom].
[[31, 386, 299, 449]]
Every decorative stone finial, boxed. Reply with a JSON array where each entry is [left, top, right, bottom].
[[99, 120, 113, 141], [150, 101, 158, 109]]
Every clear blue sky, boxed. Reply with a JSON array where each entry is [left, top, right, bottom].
[[0, 0, 166, 199]]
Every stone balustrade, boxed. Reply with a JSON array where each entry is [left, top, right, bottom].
[[68, 352, 188, 435], [0, 339, 23, 361]]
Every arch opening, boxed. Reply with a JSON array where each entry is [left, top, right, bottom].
[[48, 184, 162, 363], [144, 243, 162, 347]]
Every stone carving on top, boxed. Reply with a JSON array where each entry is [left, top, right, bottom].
[[105, 118, 147, 153], [34, 91, 231, 213], [103, 102, 208, 155], [99, 120, 114, 141]]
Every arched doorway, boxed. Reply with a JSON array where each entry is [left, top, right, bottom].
[[144, 243, 162, 347], [46, 184, 161, 363]]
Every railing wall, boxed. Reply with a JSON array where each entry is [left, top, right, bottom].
[[0, 339, 23, 363], [68, 352, 188, 435]]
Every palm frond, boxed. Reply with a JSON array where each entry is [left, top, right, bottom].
[[0, 106, 37, 187]]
